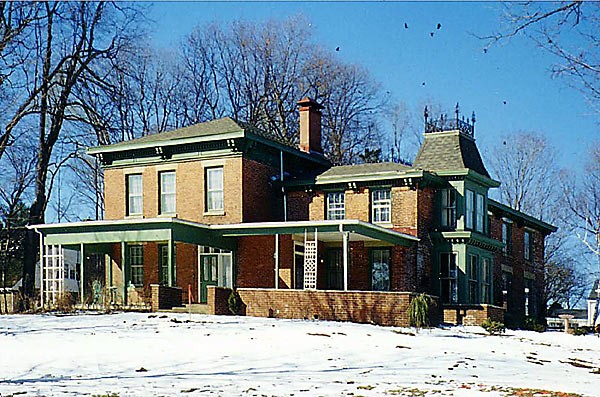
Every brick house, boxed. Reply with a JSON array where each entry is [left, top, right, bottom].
[[30, 98, 555, 327]]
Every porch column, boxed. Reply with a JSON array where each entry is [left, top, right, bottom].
[[342, 231, 349, 291], [121, 241, 127, 305], [39, 233, 44, 307], [274, 234, 279, 289], [80, 243, 85, 305], [167, 233, 173, 287]]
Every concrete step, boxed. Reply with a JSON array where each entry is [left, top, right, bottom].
[[168, 303, 210, 314]]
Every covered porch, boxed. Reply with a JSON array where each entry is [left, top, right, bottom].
[[29, 218, 235, 308]]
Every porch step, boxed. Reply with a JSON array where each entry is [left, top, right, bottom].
[[167, 303, 210, 314]]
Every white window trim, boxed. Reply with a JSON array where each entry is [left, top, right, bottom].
[[205, 166, 224, 213], [126, 174, 143, 217], [465, 189, 474, 229], [159, 171, 177, 215], [371, 189, 391, 224], [475, 193, 485, 233], [326, 191, 345, 220], [129, 244, 144, 287]]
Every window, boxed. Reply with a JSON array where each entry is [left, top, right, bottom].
[[126, 174, 143, 216], [468, 255, 478, 304], [159, 171, 176, 214], [372, 189, 391, 223], [371, 248, 390, 291], [129, 245, 144, 286], [465, 189, 474, 229], [481, 258, 491, 304], [502, 271, 512, 306], [326, 192, 345, 220], [440, 189, 456, 228], [475, 194, 485, 233], [502, 221, 512, 255], [440, 252, 458, 303], [524, 230, 533, 261], [159, 244, 169, 285], [205, 167, 224, 212]]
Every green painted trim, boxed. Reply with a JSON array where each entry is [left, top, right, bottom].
[[434, 169, 500, 188], [87, 131, 245, 155], [488, 199, 557, 234], [246, 132, 331, 167], [101, 149, 240, 169], [434, 231, 504, 250]]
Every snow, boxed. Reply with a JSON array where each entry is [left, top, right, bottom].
[[0, 313, 599, 396]]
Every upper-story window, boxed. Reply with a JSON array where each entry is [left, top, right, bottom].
[[475, 193, 485, 233], [524, 230, 534, 261], [465, 190, 474, 229], [502, 220, 512, 256], [159, 171, 176, 215], [440, 188, 456, 228], [371, 189, 391, 223], [126, 174, 143, 216], [205, 167, 224, 212], [326, 192, 345, 220]]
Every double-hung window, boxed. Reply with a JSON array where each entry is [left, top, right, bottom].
[[502, 221, 512, 255], [475, 194, 485, 233], [440, 252, 458, 303], [205, 167, 224, 212], [372, 189, 391, 223], [481, 258, 491, 303], [524, 230, 533, 261], [129, 245, 144, 286], [326, 192, 345, 220], [371, 248, 391, 291], [468, 255, 479, 304], [159, 171, 176, 215], [465, 190, 474, 229], [159, 244, 169, 285], [440, 189, 456, 229], [127, 174, 143, 216]]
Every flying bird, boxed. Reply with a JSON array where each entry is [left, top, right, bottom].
[[404, 22, 408, 29], [335, 46, 340, 52], [430, 32, 434, 37], [422, 82, 426, 86], [437, 23, 442, 30], [503, 101, 507, 105]]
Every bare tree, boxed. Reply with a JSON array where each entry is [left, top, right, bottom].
[[483, 2, 600, 113]]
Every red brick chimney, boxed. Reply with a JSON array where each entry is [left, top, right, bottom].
[[298, 97, 323, 154]]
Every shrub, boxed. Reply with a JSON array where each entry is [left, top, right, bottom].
[[523, 317, 546, 333], [408, 293, 431, 329], [482, 318, 506, 335], [572, 326, 593, 336], [227, 289, 241, 315]]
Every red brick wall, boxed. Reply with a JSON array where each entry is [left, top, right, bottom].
[[286, 190, 311, 221], [242, 158, 279, 222], [236, 235, 277, 288], [207, 286, 233, 315], [233, 288, 440, 327], [443, 304, 505, 326], [175, 243, 198, 303], [349, 242, 369, 290], [150, 284, 182, 311]]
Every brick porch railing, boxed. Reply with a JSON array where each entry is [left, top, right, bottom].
[[150, 284, 183, 311]]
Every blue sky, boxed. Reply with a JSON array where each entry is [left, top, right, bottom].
[[148, 2, 598, 169]]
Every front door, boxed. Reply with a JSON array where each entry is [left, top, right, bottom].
[[326, 248, 343, 290], [199, 254, 218, 303]]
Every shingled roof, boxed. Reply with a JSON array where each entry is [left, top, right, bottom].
[[413, 130, 490, 178], [318, 162, 412, 180]]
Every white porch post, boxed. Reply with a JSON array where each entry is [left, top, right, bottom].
[[342, 231, 349, 291], [167, 233, 173, 287], [80, 243, 85, 305], [121, 241, 127, 305], [274, 234, 279, 289], [39, 233, 44, 307]]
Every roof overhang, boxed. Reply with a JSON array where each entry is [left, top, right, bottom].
[[433, 169, 501, 188], [431, 230, 504, 252], [488, 199, 557, 234], [28, 219, 418, 249]]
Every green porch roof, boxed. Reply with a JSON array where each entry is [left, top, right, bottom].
[[29, 218, 418, 248]]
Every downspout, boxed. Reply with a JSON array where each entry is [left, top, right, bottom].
[[274, 150, 286, 290], [32, 227, 44, 308]]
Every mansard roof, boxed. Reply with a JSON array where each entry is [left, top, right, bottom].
[[413, 130, 491, 178]]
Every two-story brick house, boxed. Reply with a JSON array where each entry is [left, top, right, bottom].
[[30, 98, 555, 327]]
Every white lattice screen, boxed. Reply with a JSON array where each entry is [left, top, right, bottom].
[[42, 244, 65, 305], [303, 229, 317, 290]]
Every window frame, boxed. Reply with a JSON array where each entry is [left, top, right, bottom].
[[370, 248, 391, 291], [440, 189, 457, 229], [440, 252, 458, 304], [465, 189, 474, 230], [159, 171, 177, 215], [129, 244, 144, 287], [126, 174, 143, 216], [524, 230, 533, 261], [326, 191, 345, 220], [475, 193, 485, 233], [371, 189, 391, 224], [468, 254, 479, 304], [205, 166, 224, 212], [502, 220, 512, 256], [158, 244, 169, 285], [481, 258, 491, 304]]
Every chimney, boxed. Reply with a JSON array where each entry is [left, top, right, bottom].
[[298, 97, 323, 154]]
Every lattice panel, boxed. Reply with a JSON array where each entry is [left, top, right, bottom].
[[303, 241, 317, 290], [42, 244, 65, 306]]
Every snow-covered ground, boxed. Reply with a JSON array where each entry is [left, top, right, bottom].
[[0, 313, 599, 396]]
